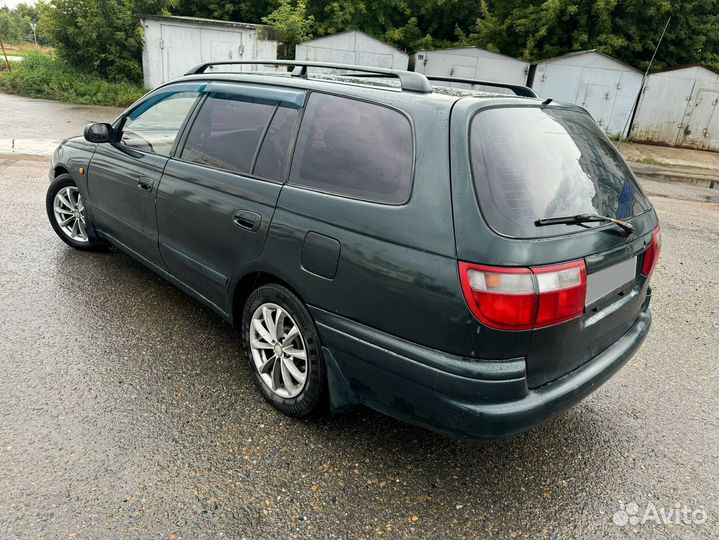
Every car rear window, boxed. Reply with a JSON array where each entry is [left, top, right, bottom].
[[290, 93, 413, 204], [470, 107, 651, 238]]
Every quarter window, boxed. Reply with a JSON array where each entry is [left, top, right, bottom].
[[121, 91, 200, 156], [290, 93, 413, 204], [181, 93, 276, 175], [253, 105, 300, 181]]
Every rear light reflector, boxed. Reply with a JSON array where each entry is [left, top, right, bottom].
[[641, 227, 661, 277], [459, 260, 587, 331]]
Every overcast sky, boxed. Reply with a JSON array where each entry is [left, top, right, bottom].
[[1, 0, 36, 9]]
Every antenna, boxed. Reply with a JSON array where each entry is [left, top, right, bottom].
[[620, 16, 671, 142]]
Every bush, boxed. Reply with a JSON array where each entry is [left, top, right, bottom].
[[38, 0, 171, 84], [0, 53, 146, 107]]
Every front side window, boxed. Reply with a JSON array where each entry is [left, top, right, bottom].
[[290, 93, 413, 204], [181, 93, 277, 175], [470, 107, 651, 238], [120, 90, 200, 156]]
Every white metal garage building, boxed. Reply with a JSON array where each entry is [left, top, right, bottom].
[[140, 15, 278, 89], [529, 50, 643, 137], [629, 66, 719, 151], [409, 47, 529, 85], [295, 30, 408, 70]]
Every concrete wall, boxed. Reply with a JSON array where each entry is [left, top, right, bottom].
[[530, 51, 643, 137], [410, 47, 529, 85], [141, 17, 277, 89], [295, 30, 408, 70], [630, 67, 719, 151]]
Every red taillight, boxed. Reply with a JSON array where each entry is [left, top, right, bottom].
[[459, 260, 587, 331], [641, 227, 661, 277]]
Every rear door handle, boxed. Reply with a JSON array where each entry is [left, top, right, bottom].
[[137, 176, 154, 192], [233, 210, 262, 232]]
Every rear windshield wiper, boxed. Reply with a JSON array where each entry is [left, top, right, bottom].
[[535, 213, 635, 236]]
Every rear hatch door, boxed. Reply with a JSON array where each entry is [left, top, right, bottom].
[[450, 98, 659, 387]]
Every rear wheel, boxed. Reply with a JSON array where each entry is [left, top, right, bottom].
[[242, 284, 326, 417], [46, 175, 105, 250]]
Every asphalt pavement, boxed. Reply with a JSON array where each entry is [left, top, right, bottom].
[[0, 93, 717, 539]]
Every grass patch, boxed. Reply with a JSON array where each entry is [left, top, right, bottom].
[[0, 53, 146, 107], [1, 42, 52, 57]]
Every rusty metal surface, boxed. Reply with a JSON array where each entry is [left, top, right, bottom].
[[630, 68, 719, 151]]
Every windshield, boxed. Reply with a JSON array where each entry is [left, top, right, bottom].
[[470, 106, 651, 238]]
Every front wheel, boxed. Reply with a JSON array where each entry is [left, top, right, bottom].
[[242, 284, 326, 417], [46, 174, 105, 250]]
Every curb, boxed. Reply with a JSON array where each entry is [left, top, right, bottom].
[[0, 138, 60, 157], [629, 162, 719, 190]]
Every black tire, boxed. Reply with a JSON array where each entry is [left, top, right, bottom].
[[242, 283, 326, 417], [46, 174, 106, 251]]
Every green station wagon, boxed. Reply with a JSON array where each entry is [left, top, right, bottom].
[[46, 61, 660, 440]]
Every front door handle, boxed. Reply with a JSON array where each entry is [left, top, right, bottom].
[[233, 210, 262, 232], [137, 176, 154, 192]]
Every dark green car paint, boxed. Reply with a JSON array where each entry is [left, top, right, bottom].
[[49, 72, 658, 440]]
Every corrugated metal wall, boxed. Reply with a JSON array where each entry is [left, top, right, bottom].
[[295, 30, 408, 70], [141, 17, 277, 89], [630, 67, 719, 151], [410, 47, 529, 86], [529, 51, 643, 137]]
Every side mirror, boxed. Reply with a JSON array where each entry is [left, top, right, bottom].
[[84, 123, 113, 143]]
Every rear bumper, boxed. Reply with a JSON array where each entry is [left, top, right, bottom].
[[311, 304, 652, 441]]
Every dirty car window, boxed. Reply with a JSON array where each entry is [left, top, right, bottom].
[[290, 93, 413, 204], [470, 107, 651, 238]]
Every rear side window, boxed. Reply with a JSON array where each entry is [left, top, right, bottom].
[[181, 93, 276, 175], [470, 107, 651, 238], [290, 93, 413, 204], [254, 105, 300, 181]]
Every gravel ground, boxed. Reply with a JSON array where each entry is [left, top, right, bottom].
[[0, 94, 718, 539]]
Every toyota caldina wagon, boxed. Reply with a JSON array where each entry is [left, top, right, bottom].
[[46, 61, 660, 440]]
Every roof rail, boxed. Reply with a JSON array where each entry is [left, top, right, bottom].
[[184, 59, 433, 94], [425, 76, 537, 98]]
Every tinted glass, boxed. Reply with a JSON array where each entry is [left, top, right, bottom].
[[290, 93, 413, 204], [181, 93, 276, 174], [121, 91, 199, 156], [253, 105, 300, 181], [470, 107, 651, 238]]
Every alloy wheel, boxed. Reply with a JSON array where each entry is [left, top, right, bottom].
[[53, 186, 88, 243], [249, 303, 308, 399]]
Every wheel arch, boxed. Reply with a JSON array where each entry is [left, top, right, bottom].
[[229, 267, 356, 414], [53, 165, 71, 178], [230, 270, 304, 327]]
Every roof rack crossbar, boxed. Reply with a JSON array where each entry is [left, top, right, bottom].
[[425, 76, 537, 97], [185, 59, 433, 94]]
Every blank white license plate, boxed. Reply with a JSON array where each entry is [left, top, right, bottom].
[[585, 257, 637, 306]]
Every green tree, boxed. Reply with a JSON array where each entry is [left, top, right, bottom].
[[0, 3, 39, 43], [262, 0, 314, 58], [466, 0, 719, 72], [171, 0, 275, 23], [38, 0, 171, 83]]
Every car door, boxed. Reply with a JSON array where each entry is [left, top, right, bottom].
[[87, 82, 203, 267], [156, 82, 305, 314]]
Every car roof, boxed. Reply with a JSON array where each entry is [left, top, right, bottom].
[[168, 71, 541, 111]]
